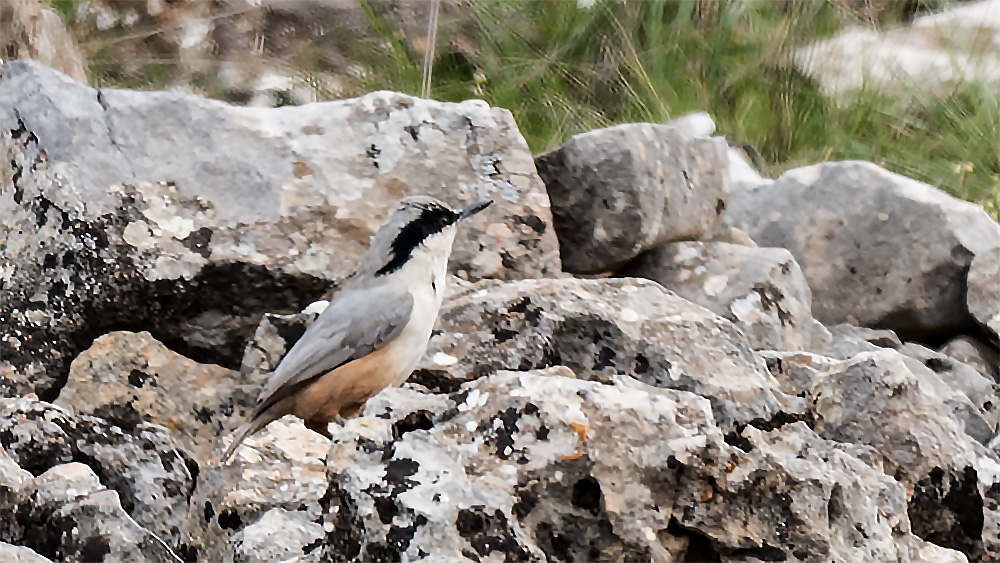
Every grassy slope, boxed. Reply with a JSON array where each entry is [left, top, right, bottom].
[[59, 0, 999, 216], [349, 0, 998, 217]]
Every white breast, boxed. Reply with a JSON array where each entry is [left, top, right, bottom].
[[381, 231, 453, 386]]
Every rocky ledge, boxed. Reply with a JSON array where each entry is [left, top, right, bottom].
[[1, 61, 999, 562]]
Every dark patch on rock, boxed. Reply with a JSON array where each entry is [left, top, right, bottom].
[[456, 507, 531, 561], [319, 481, 363, 561], [407, 368, 470, 394], [666, 517, 723, 562], [180, 227, 213, 259], [909, 465, 985, 558], [571, 477, 602, 516], [178, 544, 199, 563], [391, 410, 434, 441], [127, 369, 151, 387], [217, 507, 243, 530], [724, 431, 755, 452], [79, 534, 112, 561], [752, 283, 791, 326], [91, 400, 146, 432]]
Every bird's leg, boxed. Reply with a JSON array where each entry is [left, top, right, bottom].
[[304, 418, 333, 439]]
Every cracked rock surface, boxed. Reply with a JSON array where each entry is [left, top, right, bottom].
[[0, 397, 194, 549], [0, 462, 180, 562], [535, 123, 729, 274], [619, 241, 815, 351], [724, 161, 1000, 340], [245, 277, 798, 432], [0, 59, 559, 397], [316, 369, 961, 562], [968, 246, 1000, 342], [56, 331, 258, 463], [2, 59, 1000, 562]]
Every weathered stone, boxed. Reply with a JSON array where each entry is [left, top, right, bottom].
[[57, 331, 260, 463], [10, 463, 180, 562], [0, 447, 31, 545], [316, 369, 956, 561], [898, 342, 1000, 438], [0, 397, 194, 548], [223, 508, 324, 563], [941, 335, 1000, 381], [664, 111, 770, 190], [761, 349, 1000, 559], [618, 241, 814, 351], [0, 0, 87, 83], [968, 246, 1000, 341], [535, 122, 729, 274], [0, 60, 559, 397], [180, 418, 328, 563], [723, 161, 1000, 340], [0, 543, 52, 563], [826, 323, 903, 350], [244, 277, 797, 431]]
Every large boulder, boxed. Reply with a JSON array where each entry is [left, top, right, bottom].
[[5, 463, 180, 562], [222, 508, 324, 563], [180, 418, 328, 563], [0, 59, 559, 398], [618, 241, 815, 351], [723, 161, 1000, 340], [56, 331, 258, 463], [534, 123, 729, 274], [761, 349, 1000, 559], [315, 369, 959, 561], [242, 277, 797, 432], [0, 397, 194, 548], [897, 342, 1000, 437], [968, 246, 1000, 342], [0, 543, 51, 563]]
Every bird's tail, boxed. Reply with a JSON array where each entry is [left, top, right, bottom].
[[219, 418, 262, 464], [219, 403, 287, 464]]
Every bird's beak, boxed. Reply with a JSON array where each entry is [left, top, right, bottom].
[[458, 200, 493, 221]]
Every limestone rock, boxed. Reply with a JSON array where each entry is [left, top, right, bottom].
[[794, 0, 1000, 98], [8, 463, 180, 562], [0, 543, 52, 563], [618, 241, 814, 351], [0, 397, 194, 548], [0, 0, 87, 83], [761, 349, 999, 559], [723, 161, 1000, 339], [535, 123, 729, 274], [941, 336, 1000, 381], [180, 418, 328, 563], [57, 331, 260, 463], [898, 342, 1000, 438], [968, 246, 1000, 341], [244, 277, 796, 431], [223, 508, 324, 563], [0, 59, 559, 397], [316, 369, 955, 561]]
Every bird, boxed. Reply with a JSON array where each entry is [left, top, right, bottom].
[[220, 195, 492, 463]]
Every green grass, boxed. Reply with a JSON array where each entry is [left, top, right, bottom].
[[347, 0, 998, 217], [54, 0, 998, 216]]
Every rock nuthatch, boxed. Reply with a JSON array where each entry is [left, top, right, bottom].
[[221, 196, 492, 462]]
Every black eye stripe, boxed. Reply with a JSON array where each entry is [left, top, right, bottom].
[[375, 204, 459, 276]]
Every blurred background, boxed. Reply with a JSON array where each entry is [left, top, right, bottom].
[[3, 0, 997, 216]]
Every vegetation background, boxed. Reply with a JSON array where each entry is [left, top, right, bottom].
[[40, 0, 1000, 217]]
